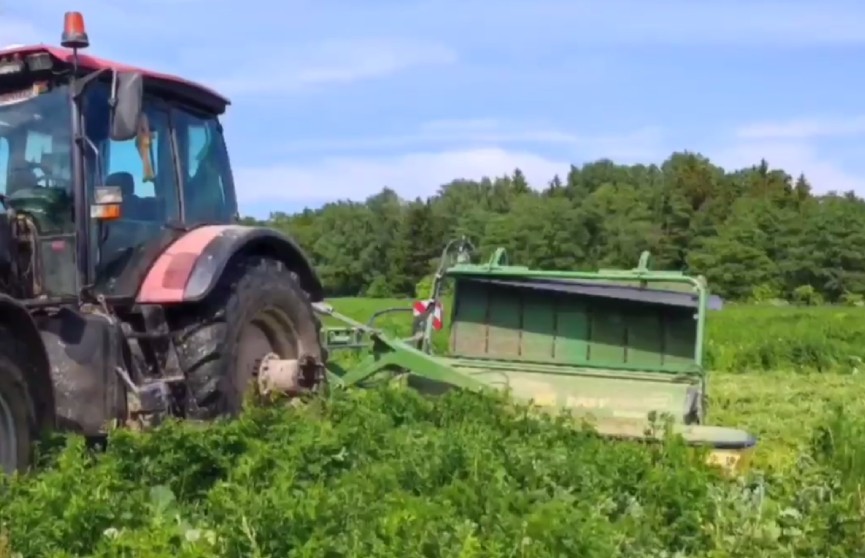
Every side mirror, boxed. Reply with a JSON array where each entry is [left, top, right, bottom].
[[110, 71, 143, 141]]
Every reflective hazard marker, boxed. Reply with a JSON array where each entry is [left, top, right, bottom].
[[412, 299, 444, 330]]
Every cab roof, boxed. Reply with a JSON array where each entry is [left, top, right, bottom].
[[0, 44, 230, 115]]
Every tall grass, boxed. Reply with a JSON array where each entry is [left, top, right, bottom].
[[706, 305, 865, 373], [4, 387, 865, 557]]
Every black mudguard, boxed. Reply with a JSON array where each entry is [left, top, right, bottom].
[[184, 226, 324, 302], [97, 227, 188, 300], [35, 308, 127, 435]]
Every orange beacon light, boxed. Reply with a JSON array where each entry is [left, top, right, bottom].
[[61, 11, 89, 49]]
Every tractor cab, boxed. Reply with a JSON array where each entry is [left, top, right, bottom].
[[0, 12, 237, 302]]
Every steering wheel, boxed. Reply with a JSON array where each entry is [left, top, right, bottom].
[[10, 160, 56, 188]]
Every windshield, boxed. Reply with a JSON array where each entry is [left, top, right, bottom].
[[0, 83, 73, 232]]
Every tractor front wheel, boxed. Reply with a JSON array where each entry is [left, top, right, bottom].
[[0, 334, 36, 475], [172, 258, 327, 418]]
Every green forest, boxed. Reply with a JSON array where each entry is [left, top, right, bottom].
[[242, 151, 865, 304]]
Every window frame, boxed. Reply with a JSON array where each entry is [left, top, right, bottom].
[[169, 102, 237, 225], [101, 94, 183, 223], [0, 86, 75, 199]]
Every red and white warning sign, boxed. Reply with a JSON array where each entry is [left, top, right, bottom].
[[412, 299, 444, 330]]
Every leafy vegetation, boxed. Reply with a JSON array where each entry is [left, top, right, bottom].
[[705, 305, 865, 374], [5, 300, 865, 556], [4, 380, 865, 557], [243, 153, 865, 304]]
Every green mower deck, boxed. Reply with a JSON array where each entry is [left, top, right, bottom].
[[313, 241, 757, 474]]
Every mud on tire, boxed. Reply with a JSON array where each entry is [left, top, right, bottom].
[[0, 331, 37, 475], [171, 258, 327, 419]]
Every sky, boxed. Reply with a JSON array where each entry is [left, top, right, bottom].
[[2, 0, 865, 219]]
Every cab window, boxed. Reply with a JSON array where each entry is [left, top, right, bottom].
[[0, 138, 7, 194], [173, 108, 237, 224]]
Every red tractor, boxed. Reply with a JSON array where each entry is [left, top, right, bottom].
[[0, 12, 328, 473]]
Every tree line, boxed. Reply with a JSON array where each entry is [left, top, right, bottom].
[[241, 151, 865, 303]]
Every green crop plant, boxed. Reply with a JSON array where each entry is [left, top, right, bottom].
[[4, 299, 865, 557], [2, 386, 865, 557]]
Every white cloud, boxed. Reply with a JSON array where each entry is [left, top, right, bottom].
[[459, 0, 865, 46], [232, 122, 668, 206], [737, 116, 865, 140], [420, 119, 501, 133], [35, 0, 865, 46], [15, 0, 865, 73], [278, 119, 665, 155], [13, 3, 458, 93], [720, 114, 865, 194], [234, 148, 570, 205], [236, 115, 865, 208], [0, 17, 42, 46], [596, 1, 865, 45], [206, 39, 457, 95], [293, 40, 456, 85], [710, 140, 865, 194]]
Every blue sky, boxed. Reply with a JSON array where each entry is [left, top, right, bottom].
[[3, 0, 865, 219]]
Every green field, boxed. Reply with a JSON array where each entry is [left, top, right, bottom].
[[4, 300, 865, 557]]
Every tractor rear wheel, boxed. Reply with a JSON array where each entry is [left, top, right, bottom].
[[172, 258, 327, 418], [0, 335, 36, 475]]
